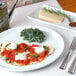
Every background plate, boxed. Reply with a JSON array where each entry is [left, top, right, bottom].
[[27, 5, 76, 32]]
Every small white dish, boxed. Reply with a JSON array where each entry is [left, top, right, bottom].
[[27, 5, 76, 32], [0, 25, 64, 71]]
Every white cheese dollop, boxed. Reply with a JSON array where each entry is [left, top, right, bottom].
[[2, 42, 9, 48], [6, 43, 17, 50], [34, 46, 54, 54], [1, 42, 10, 52], [1, 42, 17, 51], [15, 52, 30, 60], [34, 46, 44, 54], [49, 47, 54, 54]]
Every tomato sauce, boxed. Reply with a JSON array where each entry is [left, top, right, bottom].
[[0, 43, 49, 65]]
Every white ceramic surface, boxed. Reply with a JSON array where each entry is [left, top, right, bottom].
[[28, 5, 76, 32], [0, 25, 64, 71]]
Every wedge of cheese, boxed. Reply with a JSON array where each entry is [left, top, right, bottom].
[[39, 8, 65, 23]]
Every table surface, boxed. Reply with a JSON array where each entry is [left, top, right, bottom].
[[0, 0, 76, 76]]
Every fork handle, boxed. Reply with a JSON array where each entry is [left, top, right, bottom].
[[60, 50, 73, 69], [68, 57, 76, 74]]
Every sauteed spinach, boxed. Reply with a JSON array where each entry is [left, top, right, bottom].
[[20, 28, 45, 43]]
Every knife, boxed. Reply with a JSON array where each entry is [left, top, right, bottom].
[[68, 57, 76, 74], [60, 37, 76, 70]]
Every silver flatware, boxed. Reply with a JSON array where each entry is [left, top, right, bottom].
[[68, 57, 76, 74], [60, 37, 76, 69]]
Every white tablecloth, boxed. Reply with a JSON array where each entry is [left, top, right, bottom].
[[0, 0, 76, 76]]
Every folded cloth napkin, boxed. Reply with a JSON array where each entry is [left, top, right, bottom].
[[6, 0, 46, 9]]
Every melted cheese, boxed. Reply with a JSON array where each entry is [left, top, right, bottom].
[[2, 42, 9, 48], [6, 43, 17, 50], [1, 42, 17, 50], [1, 42, 10, 52], [49, 47, 54, 54], [34, 46, 44, 54], [15, 52, 30, 60]]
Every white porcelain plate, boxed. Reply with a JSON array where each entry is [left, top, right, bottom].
[[0, 25, 64, 71], [27, 5, 76, 32]]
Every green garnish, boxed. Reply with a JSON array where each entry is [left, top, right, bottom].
[[44, 7, 73, 22], [33, 54, 38, 58], [43, 46, 48, 50], [5, 44, 9, 47], [20, 28, 45, 43], [44, 7, 62, 15], [24, 47, 29, 50], [6, 57, 9, 60]]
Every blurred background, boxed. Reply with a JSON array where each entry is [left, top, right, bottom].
[[6, 0, 46, 9]]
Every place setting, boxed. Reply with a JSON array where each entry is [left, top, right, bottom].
[[60, 37, 76, 74], [0, 25, 64, 71], [0, 0, 76, 76]]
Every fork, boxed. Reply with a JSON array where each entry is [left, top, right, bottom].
[[60, 37, 76, 70]]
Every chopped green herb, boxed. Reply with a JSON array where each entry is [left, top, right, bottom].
[[24, 47, 29, 50], [6, 57, 9, 60], [43, 46, 48, 50], [20, 28, 45, 43], [33, 54, 38, 58], [5, 44, 9, 47]]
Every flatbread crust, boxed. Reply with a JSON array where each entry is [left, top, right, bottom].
[[0, 43, 54, 66]]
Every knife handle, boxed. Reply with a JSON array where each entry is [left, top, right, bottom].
[[68, 57, 76, 74], [60, 50, 73, 70]]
